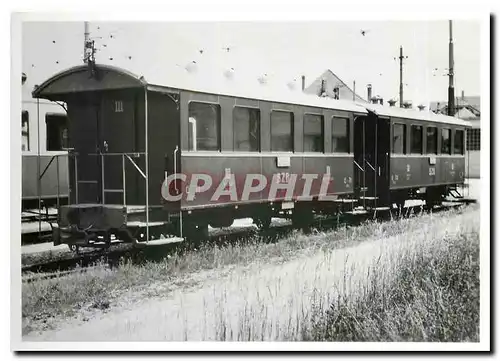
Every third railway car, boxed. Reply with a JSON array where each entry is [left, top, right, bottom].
[[32, 62, 470, 249]]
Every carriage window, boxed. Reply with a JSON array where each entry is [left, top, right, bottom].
[[454, 129, 464, 155], [467, 128, 481, 151], [271, 111, 293, 152], [303, 114, 324, 152], [22, 111, 29, 151], [426, 126, 438, 154], [188, 102, 221, 151], [392, 123, 406, 154], [332, 117, 349, 153], [46, 113, 68, 151], [441, 128, 451, 154], [410, 125, 423, 154], [233, 107, 260, 152]]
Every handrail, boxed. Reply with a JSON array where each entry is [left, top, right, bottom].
[[125, 154, 146, 179], [39, 155, 56, 180], [365, 160, 376, 172], [173, 145, 179, 192], [85, 152, 145, 157], [353, 160, 364, 172]]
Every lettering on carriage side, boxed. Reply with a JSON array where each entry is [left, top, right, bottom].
[[429, 167, 436, 176], [276, 172, 291, 184], [115, 100, 124, 113], [406, 164, 411, 172]]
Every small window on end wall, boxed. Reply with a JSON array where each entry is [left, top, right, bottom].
[[271, 111, 294, 152], [46, 114, 68, 151], [392, 123, 406, 154], [233, 107, 260, 152], [303, 114, 324, 152], [441, 128, 451, 154], [188, 102, 221, 151], [426, 126, 438, 154], [332, 117, 349, 153], [22, 111, 29, 151], [410, 125, 423, 154], [454, 129, 464, 155]]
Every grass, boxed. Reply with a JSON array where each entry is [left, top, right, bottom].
[[22, 205, 479, 340], [305, 230, 480, 342], [199, 206, 480, 342]]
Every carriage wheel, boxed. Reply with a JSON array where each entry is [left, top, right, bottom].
[[254, 216, 272, 230]]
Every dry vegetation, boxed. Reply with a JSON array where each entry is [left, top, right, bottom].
[[304, 227, 480, 342], [22, 205, 480, 342]]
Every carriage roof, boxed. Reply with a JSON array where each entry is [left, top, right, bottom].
[[33, 63, 471, 128]]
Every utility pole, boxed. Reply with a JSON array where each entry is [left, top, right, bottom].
[[84, 21, 90, 64], [447, 20, 455, 116], [399, 46, 404, 108]]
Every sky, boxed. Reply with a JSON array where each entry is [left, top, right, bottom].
[[21, 20, 481, 107]]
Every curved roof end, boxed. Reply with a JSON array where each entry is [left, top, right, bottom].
[[32, 63, 147, 99]]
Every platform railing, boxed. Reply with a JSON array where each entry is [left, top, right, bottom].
[[70, 151, 148, 208]]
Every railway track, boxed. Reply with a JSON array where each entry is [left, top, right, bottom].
[[22, 200, 475, 281]]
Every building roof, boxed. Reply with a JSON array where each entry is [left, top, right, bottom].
[[430, 95, 480, 120], [303, 70, 367, 103]]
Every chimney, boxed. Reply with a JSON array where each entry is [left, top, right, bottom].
[[333, 87, 339, 100], [367, 84, 372, 102], [301, 75, 305, 91], [320, 79, 326, 96], [461, 90, 465, 100], [388, 99, 397, 107]]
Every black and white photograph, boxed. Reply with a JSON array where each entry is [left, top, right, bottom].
[[9, 6, 491, 352]]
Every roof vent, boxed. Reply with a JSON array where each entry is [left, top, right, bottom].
[[21, 72, 27, 85], [185, 61, 198, 73], [417, 104, 426, 111], [287, 78, 298, 90], [258, 74, 268, 85], [403, 101, 413, 109], [388, 99, 397, 107], [223, 67, 235, 79]]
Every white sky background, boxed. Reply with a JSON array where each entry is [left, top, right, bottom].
[[22, 20, 480, 107]]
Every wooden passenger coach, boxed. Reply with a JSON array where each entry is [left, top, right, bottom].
[[32, 62, 471, 249]]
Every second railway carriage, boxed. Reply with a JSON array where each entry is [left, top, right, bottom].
[[32, 62, 470, 249], [353, 103, 469, 209]]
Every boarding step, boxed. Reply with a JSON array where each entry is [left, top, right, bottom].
[[135, 236, 184, 247], [126, 221, 170, 228], [333, 199, 358, 203], [358, 196, 379, 200], [448, 189, 464, 199]]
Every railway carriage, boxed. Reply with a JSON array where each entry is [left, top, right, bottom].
[[32, 62, 470, 250], [21, 97, 69, 210]]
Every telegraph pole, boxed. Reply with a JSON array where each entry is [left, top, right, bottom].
[[84, 21, 90, 63], [399, 46, 404, 108], [447, 20, 455, 116]]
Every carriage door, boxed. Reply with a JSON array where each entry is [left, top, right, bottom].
[[353, 113, 389, 204], [376, 117, 391, 205], [69, 99, 102, 204], [100, 91, 136, 205]]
